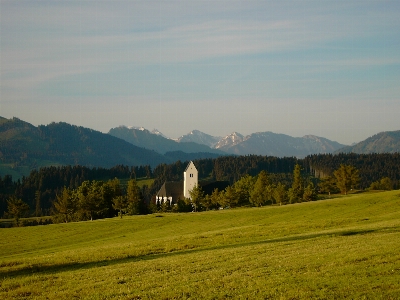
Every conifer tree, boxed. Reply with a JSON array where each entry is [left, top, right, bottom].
[[334, 164, 360, 195], [303, 182, 317, 202], [188, 185, 204, 212], [288, 164, 304, 203], [126, 179, 142, 215], [7, 196, 30, 226], [250, 170, 272, 206], [53, 187, 75, 223], [112, 196, 128, 218], [273, 182, 287, 205]]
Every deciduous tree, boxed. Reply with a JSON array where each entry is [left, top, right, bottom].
[[369, 177, 393, 191]]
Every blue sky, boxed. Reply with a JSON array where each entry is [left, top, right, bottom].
[[1, 1, 399, 145]]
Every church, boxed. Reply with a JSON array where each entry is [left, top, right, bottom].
[[155, 161, 229, 205]]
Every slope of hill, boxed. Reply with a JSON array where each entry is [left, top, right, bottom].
[[1, 191, 399, 299], [0, 118, 167, 175], [335, 131, 400, 154], [108, 126, 223, 155], [218, 132, 345, 158]]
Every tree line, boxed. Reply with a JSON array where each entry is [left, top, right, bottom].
[[0, 165, 151, 218], [303, 153, 400, 189], [1, 153, 399, 224], [6, 160, 395, 225]]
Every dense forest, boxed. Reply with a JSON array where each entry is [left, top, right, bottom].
[[1, 153, 399, 221], [303, 153, 400, 188]]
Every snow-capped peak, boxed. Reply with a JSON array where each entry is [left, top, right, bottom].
[[127, 126, 146, 131], [177, 130, 221, 148], [151, 129, 169, 139], [215, 132, 244, 149]]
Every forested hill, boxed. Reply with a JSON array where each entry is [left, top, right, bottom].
[[0, 117, 166, 170], [334, 131, 400, 154]]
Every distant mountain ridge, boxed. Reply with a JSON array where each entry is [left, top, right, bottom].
[[0, 117, 166, 169], [177, 130, 221, 148], [108, 126, 223, 155], [4, 116, 397, 179], [334, 131, 400, 154], [214, 132, 345, 158], [0, 117, 224, 178], [214, 132, 245, 149], [112, 126, 347, 158]]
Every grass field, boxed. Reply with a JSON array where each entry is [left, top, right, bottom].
[[1, 191, 400, 299]]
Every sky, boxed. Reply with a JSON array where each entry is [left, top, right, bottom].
[[1, 0, 399, 145]]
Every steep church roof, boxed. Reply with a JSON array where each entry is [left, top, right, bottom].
[[156, 181, 184, 200], [184, 161, 197, 172]]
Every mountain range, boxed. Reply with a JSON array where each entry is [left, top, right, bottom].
[[1, 116, 399, 179], [108, 126, 223, 155], [108, 126, 346, 158], [334, 131, 400, 154]]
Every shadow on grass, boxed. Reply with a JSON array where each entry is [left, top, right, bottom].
[[1, 225, 398, 279]]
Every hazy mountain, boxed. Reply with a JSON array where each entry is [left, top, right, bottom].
[[108, 126, 223, 155], [215, 132, 245, 150], [0, 118, 168, 177], [334, 131, 400, 154], [217, 132, 346, 158], [151, 129, 168, 139], [177, 130, 221, 148]]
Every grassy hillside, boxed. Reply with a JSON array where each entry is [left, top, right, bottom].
[[1, 191, 400, 299]]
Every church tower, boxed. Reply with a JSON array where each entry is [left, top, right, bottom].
[[183, 161, 198, 199]]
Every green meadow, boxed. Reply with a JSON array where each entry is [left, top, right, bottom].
[[1, 191, 400, 299]]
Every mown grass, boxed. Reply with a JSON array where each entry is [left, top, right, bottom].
[[118, 177, 154, 189], [1, 191, 400, 299]]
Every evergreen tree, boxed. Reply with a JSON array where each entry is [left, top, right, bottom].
[[303, 182, 317, 202], [250, 170, 271, 207], [233, 174, 255, 206], [201, 194, 213, 211], [210, 188, 222, 209], [53, 187, 75, 223], [35, 190, 42, 217], [112, 196, 128, 218], [223, 185, 239, 208], [289, 164, 304, 203], [334, 164, 360, 195], [273, 182, 287, 205], [7, 196, 30, 226], [188, 185, 204, 212], [126, 179, 142, 215], [318, 176, 339, 195]]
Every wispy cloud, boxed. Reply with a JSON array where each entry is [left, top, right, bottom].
[[1, 1, 399, 144]]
